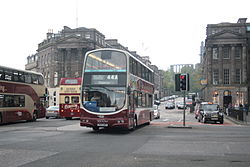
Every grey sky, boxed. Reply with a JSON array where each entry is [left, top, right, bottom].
[[1, 0, 249, 70]]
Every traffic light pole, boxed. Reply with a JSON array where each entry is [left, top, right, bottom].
[[183, 90, 186, 127], [174, 73, 190, 128]]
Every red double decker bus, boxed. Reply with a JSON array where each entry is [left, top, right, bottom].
[[0, 65, 46, 124], [80, 48, 154, 131], [59, 78, 81, 120]]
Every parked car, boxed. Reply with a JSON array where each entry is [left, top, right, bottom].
[[165, 102, 175, 109], [153, 105, 160, 119], [186, 99, 193, 107], [154, 100, 161, 106], [197, 102, 223, 124], [176, 102, 186, 109], [46, 106, 60, 119]]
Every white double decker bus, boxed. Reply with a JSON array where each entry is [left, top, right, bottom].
[[0, 65, 46, 124]]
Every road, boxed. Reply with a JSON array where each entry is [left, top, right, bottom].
[[0, 102, 250, 167]]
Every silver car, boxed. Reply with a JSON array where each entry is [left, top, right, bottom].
[[165, 102, 175, 109], [176, 102, 186, 109], [46, 106, 60, 119], [153, 105, 160, 119]]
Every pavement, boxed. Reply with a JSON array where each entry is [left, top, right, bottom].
[[225, 115, 250, 126]]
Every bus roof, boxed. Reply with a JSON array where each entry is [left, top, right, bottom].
[[60, 77, 82, 85], [0, 65, 43, 76], [85, 48, 154, 73]]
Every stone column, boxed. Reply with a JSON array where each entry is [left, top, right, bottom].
[[58, 49, 65, 79], [77, 48, 82, 77], [207, 47, 212, 85], [231, 45, 235, 84], [65, 48, 71, 77], [242, 45, 247, 83], [218, 46, 223, 84]]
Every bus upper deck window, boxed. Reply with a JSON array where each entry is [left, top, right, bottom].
[[101, 51, 112, 59], [71, 96, 79, 104], [65, 96, 70, 104]]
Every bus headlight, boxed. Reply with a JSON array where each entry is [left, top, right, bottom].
[[81, 119, 89, 123], [117, 120, 124, 123]]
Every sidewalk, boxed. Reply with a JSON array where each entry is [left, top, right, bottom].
[[225, 115, 250, 126]]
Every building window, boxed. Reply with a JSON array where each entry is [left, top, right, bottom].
[[235, 69, 241, 84], [85, 33, 91, 39], [235, 47, 241, 59], [212, 48, 218, 59], [223, 69, 230, 84], [222, 47, 230, 59], [247, 26, 250, 31], [213, 69, 219, 85], [212, 29, 217, 35]]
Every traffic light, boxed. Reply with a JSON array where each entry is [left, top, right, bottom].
[[175, 74, 181, 91], [180, 74, 190, 91]]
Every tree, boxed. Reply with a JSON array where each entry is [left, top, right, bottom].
[[162, 64, 202, 96]]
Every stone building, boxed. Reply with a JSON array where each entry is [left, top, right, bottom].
[[25, 26, 164, 106], [25, 26, 106, 106], [170, 64, 194, 73], [26, 26, 106, 87], [201, 18, 250, 107]]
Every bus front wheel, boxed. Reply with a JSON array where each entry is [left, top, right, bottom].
[[32, 112, 37, 121], [132, 116, 137, 130], [0, 113, 2, 124], [93, 127, 99, 131]]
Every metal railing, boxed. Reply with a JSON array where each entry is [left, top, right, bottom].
[[227, 107, 249, 123]]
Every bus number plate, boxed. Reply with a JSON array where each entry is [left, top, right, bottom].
[[97, 124, 108, 127]]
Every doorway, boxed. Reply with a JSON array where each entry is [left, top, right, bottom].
[[223, 90, 232, 108]]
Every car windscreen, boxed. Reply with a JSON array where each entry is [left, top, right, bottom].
[[202, 104, 219, 111]]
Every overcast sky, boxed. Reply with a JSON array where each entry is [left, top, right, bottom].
[[0, 0, 249, 71]]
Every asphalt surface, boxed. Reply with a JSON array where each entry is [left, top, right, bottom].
[[0, 102, 250, 167]]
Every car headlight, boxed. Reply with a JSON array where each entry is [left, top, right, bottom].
[[204, 113, 210, 117]]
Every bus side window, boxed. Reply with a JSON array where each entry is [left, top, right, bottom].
[[19, 72, 25, 82], [4, 70, 12, 81], [148, 94, 153, 107], [32, 75, 39, 84], [0, 68, 4, 80], [38, 75, 44, 85], [134, 91, 138, 107], [0, 95, 4, 107], [65, 96, 70, 104], [25, 73, 32, 83], [71, 96, 79, 104]]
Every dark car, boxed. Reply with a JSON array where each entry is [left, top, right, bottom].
[[197, 103, 224, 124]]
